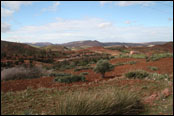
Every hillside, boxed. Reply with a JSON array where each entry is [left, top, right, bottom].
[[41, 45, 70, 52], [1, 41, 42, 57], [25, 42, 53, 47], [61, 40, 103, 47]]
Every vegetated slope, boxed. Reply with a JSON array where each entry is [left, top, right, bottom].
[[25, 42, 53, 47], [62, 40, 103, 47], [151, 42, 173, 52], [128, 42, 173, 54], [1, 40, 43, 57], [41, 45, 70, 52]]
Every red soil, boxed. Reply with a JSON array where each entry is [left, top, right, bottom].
[[1, 57, 173, 93]]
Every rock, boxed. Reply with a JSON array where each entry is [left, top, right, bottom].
[[143, 93, 159, 104], [161, 88, 171, 98]]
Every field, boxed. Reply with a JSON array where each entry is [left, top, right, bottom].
[[1, 41, 173, 115]]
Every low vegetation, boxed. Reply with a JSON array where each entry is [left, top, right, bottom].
[[56, 87, 144, 115], [119, 54, 147, 59], [94, 60, 114, 78], [125, 70, 170, 81], [148, 53, 173, 61], [1, 66, 45, 81], [125, 70, 150, 79], [148, 66, 158, 71], [74, 66, 93, 72], [1, 86, 145, 115], [54, 74, 86, 83], [114, 61, 137, 67]]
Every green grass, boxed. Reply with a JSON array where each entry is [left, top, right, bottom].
[[148, 66, 158, 71], [1, 86, 144, 115], [54, 74, 86, 83], [80, 72, 89, 76], [113, 61, 137, 67], [125, 70, 170, 81], [149, 53, 173, 61], [119, 54, 147, 59], [74, 66, 93, 72], [125, 70, 150, 79], [1, 74, 173, 115]]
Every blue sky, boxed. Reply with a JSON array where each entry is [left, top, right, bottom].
[[1, 1, 173, 43]]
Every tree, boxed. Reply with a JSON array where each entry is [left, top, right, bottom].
[[94, 60, 114, 78]]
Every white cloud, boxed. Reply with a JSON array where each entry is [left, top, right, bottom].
[[116, 1, 154, 6], [1, 1, 34, 18], [125, 20, 131, 24], [42, 1, 60, 12], [2, 18, 173, 43], [100, 1, 155, 6], [1, 22, 11, 33], [100, 1, 112, 6], [1, 7, 14, 17], [98, 22, 112, 28], [168, 18, 173, 21], [1, 1, 33, 11]]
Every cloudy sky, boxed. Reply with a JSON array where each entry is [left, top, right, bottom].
[[1, 1, 173, 44]]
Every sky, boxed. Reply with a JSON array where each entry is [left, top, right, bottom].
[[1, 1, 173, 44]]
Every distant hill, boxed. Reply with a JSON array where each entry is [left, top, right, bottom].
[[61, 40, 103, 47], [41, 45, 70, 52], [23, 40, 170, 48], [25, 42, 53, 47], [1, 40, 42, 56], [60, 40, 168, 47]]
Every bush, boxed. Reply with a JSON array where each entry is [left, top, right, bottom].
[[50, 73, 71, 77], [149, 66, 158, 71], [150, 73, 170, 81], [1, 66, 44, 81], [125, 70, 170, 81], [80, 72, 89, 76], [54, 74, 86, 83], [74, 66, 92, 72], [119, 54, 146, 59], [94, 60, 114, 78], [125, 70, 150, 79], [128, 61, 137, 65], [149, 53, 173, 61], [55, 87, 144, 115]]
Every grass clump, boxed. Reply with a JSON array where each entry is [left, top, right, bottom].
[[56, 87, 144, 115], [119, 54, 146, 59], [148, 66, 158, 71], [54, 74, 86, 83], [50, 73, 71, 77], [74, 66, 93, 72], [125, 70, 170, 81], [150, 73, 170, 81], [1, 66, 44, 81], [80, 72, 89, 76], [125, 70, 150, 79], [149, 53, 173, 61]]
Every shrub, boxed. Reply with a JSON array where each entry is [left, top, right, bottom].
[[80, 72, 89, 76], [128, 61, 137, 65], [119, 54, 146, 59], [125, 70, 150, 79], [150, 73, 170, 81], [74, 66, 92, 72], [149, 53, 173, 61], [149, 66, 158, 71], [94, 60, 114, 78], [56, 87, 144, 115], [130, 54, 147, 59], [54, 74, 86, 83], [1, 66, 44, 81], [50, 73, 71, 77]]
